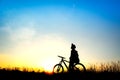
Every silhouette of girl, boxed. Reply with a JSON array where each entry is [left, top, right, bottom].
[[69, 43, 79, 71]]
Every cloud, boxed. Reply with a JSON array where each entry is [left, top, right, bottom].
[[10, 27, 36, 41], [7, 33, 70, 67]]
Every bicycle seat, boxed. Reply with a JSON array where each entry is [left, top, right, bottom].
[[58, 55, 65, 59]]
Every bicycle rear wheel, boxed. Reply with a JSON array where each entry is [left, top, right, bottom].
[[74, 63, 86, 72], [53, 64, 64, 73]]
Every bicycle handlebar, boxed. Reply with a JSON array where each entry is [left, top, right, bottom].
[[58, 55, 65, 59]]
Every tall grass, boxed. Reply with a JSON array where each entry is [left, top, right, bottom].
[[0, 61, 120, 73], [87, 61, 120, 72], [100, 61, 120, 72], [0, 67, 42, 73]]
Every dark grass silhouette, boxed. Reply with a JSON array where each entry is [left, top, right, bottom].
[[0, 61, 120, 80]]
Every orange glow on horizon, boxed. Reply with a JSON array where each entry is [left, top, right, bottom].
[[41, 58, 57, 73]]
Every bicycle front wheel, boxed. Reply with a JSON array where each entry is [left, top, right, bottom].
[[53, 64, 64, 73], [74, 63, 86, 72]]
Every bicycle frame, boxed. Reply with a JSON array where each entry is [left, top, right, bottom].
[[59, 58, 69, 70]]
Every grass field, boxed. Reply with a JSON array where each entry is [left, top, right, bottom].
[[0, 61, 120, 80]]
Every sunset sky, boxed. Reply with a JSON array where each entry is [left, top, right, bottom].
[[0, 0, 120, 71]]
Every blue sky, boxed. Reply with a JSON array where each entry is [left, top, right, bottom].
[[0, 0, 120, 68]]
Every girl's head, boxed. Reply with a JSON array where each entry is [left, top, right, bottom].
[[71, 43, 76, 49]]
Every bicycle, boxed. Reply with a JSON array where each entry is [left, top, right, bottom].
[[53, 55, 86, 73]]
